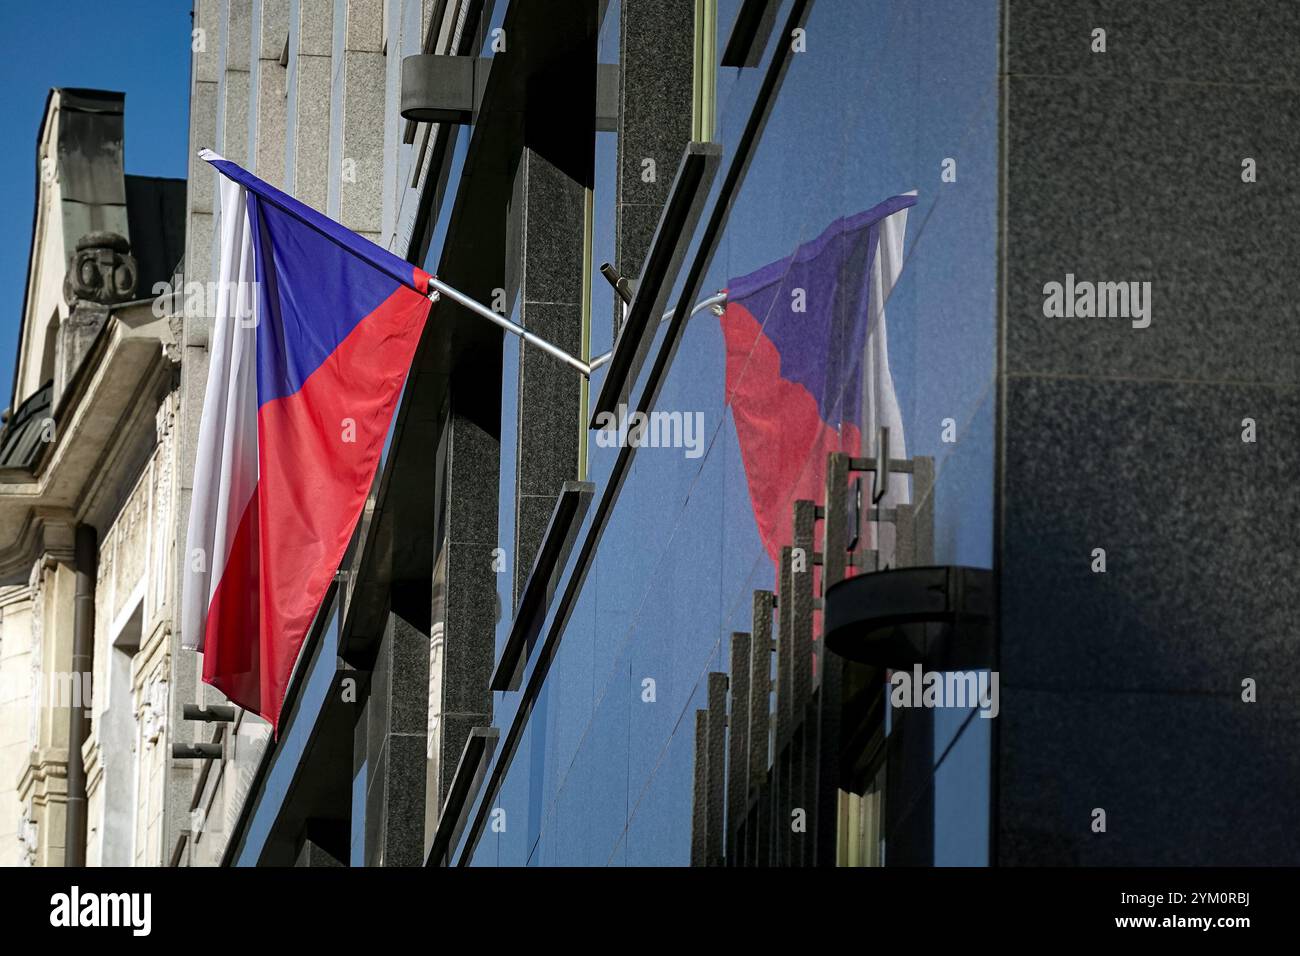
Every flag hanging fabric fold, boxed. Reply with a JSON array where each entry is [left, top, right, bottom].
[[719, 192, 916, 568], [181, 149, 432, 733]]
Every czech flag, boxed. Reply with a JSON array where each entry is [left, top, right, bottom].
[[719, 192, 916, 567], [180, 150, 432, 733]]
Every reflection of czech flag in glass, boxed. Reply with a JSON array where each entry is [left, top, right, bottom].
[[720, 193, 916, 566]]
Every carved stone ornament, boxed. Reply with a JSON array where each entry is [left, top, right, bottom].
[[63, 232, 138, 307], [141, 674, 168, 746], [18, 798, 37, 867]]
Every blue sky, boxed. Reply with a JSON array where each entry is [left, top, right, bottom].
[[0, 0, 191, 408]]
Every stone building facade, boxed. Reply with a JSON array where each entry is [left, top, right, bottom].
[[0, 0, 453, 870], [0, 88, 185, 866]]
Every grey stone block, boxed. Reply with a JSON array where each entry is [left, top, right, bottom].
[[221, 69, 252, 167], [259, 0, 291, 61], [998, 687, 1300, 865], [345, 0, 384, 51], [254, 61, 289, 188], [298, 0, 335, 56], [1005, 75, 1300, 384], [516, 311, 583, 500], [293, 53, 333, 211], [1002, 375, 1300, 695], [519, 299, 583, 354], [1006, 0, 1300, 86], [386, 614, 431, 737], [339, 49, 387, 233], [379, 732, 428, 866], [618, 0, 695, 209], [445, 412, 500, 546], [189, 82, 219, 214], [195, 0, 223, 84], [520, 155, 586, 305], [999, 0, 1300, 875], [184, 211, 214, 290], [441, 541, 498, 716], [225, 0, 253, 71]]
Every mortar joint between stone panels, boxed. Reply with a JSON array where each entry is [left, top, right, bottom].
[[1005, 369, 1299, 390], [1004, 70, 1300, 93], [1003, 682, 1251, 700]]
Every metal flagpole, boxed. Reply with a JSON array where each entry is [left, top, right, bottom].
[[427, 276, 593, 376], [427, 276, 727, 379], [587, 291, 726, 372]]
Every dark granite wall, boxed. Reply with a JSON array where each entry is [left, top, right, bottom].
[[362, 611, 430, 867], [512, 145, 587, 602], [997, 0, 1300, 864], [511, 12, 595, 603], [612, 0, 695, 338], [436, 379, 502, 815]]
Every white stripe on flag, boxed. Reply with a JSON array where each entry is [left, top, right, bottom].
[[181, 171, 261, 652], [861, 194, 912, 535]]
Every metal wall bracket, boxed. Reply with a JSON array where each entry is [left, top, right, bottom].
[[403, 56, 618, 131], [823, 566, 995, 671], [400, 54, 491, 124], [172, 742, 223, 760], [182, 704, 236, 723]]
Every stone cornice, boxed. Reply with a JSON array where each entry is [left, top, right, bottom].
[[0, 508, 76, 583], [18, 748, 70, 801], [0, 303, 175, 584]]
